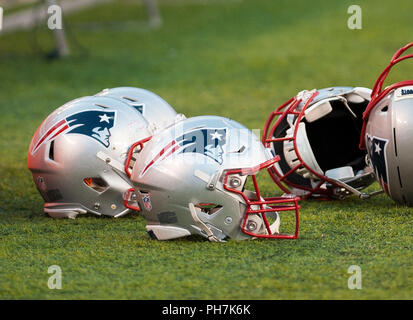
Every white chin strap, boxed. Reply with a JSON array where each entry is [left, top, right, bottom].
[[269, 213, 281, 235], [44, 204, 88, 219], [188, 203, 223, 242]]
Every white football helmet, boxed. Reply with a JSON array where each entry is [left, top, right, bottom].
[[129, 116, 300, 242], [27, 95, 152, 219], [262, 87, 376, 199], [95, 87, 185, 132], [360, 42, 413, 206]]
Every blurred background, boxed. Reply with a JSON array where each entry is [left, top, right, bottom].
[[1, 0, 413, 130]]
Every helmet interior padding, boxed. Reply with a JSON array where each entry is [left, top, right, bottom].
[[272, 98, 369, 187], [273, 117, 312, 188], [305, 99, 368, 173]]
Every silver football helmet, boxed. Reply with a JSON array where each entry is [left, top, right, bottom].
[[262, 86, 376, 200], [130, 115, 300, 242], [27, 95, 152, 219], [95, 87, 185, 132], [360, 42, 413, 206]]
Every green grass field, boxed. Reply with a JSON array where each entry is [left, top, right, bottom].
[[1, 0, 413, 299]]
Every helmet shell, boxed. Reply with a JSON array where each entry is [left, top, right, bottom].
[[365, 86, 413, 205], [131, 115, 299, 241], [263, 86, 375, 199], [360, 43, 413, 206], [28, 95, 151, 218], [95, 87, 184, 132]]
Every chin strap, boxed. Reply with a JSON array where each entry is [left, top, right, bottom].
[[268, 212, 280, 235], [338, 96, 357, 118], [327, 177, 384, 199], [188, 203, 224, 242]]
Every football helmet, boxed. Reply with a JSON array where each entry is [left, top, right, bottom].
[[129, 115, 300, 242], [27, 95, 152, 219], [95, 87, 185, 132], [360, 42, 413, 206], [262, 87, 376, 199]]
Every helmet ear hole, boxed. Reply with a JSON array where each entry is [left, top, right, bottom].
[[48, 141, 55, 161], [195, 203, 223, 215], [83, 177, 109, 193], [381, 105, 389, 112]]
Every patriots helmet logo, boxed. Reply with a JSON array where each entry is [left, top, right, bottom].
[[366, 135, 389, 194], [130, 104, 144, 115], [177, 128, 227, 164], [141, 128, 227, 176], [31, 110, 116, 154]]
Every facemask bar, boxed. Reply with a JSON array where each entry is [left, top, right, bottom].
[[122, 136, 153, 212], [124, 136, 153, 178], [360, 42, 413, 149], [123, 188, 140, 211], [263, 91, 378, 199], [223, 157, 300, 239], [262, 91, 336, 198]]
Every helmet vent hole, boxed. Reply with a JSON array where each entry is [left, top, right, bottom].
[[393, 127, 398, 157], [195, 203, 222, 215], [122, 96, 137, 102], [48, 141, 55, 161], [229, 146, 246, 154], [397, 166, 403, 189], [83, 177, 109, 193], [94, 103, 109, 109], [381, 105, 388, 112]]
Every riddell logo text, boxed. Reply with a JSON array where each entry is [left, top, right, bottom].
[[401, 89, 413, 95]]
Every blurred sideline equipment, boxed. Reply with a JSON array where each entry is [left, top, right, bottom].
[[263, 87, 377, 200], [1, 0, 162, 58], [46, 0, 69, 58], [360, 42, 413, 206], [130, 116, 300, 242], [143, 0, 162, 28]]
